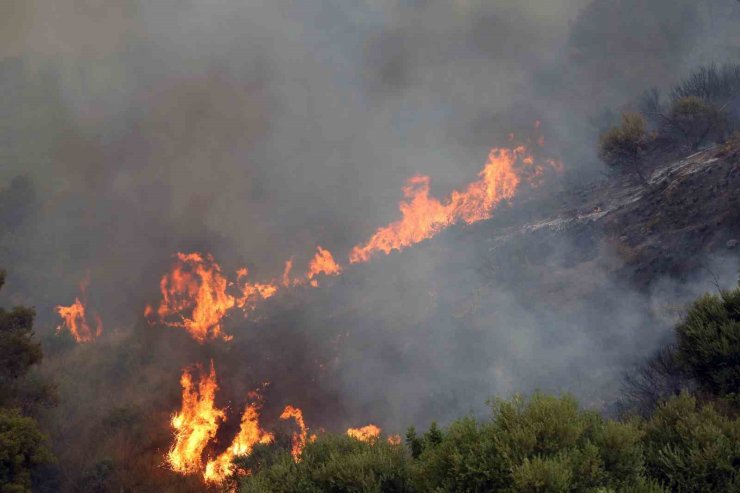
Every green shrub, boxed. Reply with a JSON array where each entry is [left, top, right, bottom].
[[413, 393, 651, 492], [0, 408, 55, 493], [642, 393, 740, 492], [674, 284, 740, 398], [662, 96, 727, 151], [240, 434, 413, 493], [598, 113, 651, 182]]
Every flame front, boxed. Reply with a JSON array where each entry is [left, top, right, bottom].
[[346, 424, 382, 442], [56, 298, 102, 343], [279, 405, 308, 461], [55, 278, 102, 342], [157, 132, 563, 485], [203, 396, 274, 483], [149, 253, 277, 343], [235, 267, 278, 308], [306, 246, 342, 287], [349, 147, 532, 263], [168, 361, 225, 474]]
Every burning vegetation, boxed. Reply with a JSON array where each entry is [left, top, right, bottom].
[[55, 278, 102, 343], [144, 137, 561, 485], [2, 2, 739, 491]]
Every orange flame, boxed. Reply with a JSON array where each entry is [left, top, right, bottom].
[[387, 434, 402, 445], [152, 253, 234, 342], [279, 405, 308, 461], [149, 253, 277, 342], [282, 258, 295, 287], [346, 424, 382, 442], [350, 146, 545, 263], [203, 395, 274, 483], [235, 267, 278, 308], [306, 246, 341, 287], [55, 278, 102, 342], [168, 362, 225, 474]]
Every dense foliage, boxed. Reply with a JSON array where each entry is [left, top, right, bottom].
[[238, 282, 740, 493], [675, 287, 740, 398], [0, 271, 55, 493]]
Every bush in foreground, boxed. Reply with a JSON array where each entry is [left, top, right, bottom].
[[413, 393, 654, 493], [642, 393, 740, 492], [240, 435, 412, 493]]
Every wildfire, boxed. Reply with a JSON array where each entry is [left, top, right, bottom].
[[387, 434, 402, 445], [157, 131, 562, 485], [168, 362, 225, 474], [281, 258, 295, 287], [203, 395, 274, 483], [235, 267, 278, 308], [279, 405, 308, 461], [147, 253, 277, 343], [349, 146, 539, 263], [306, 246, 342, 287], [55, 278, 102, 342], [346, 424, 382, 442]]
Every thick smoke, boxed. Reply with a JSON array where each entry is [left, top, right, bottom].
[[1, 0, 739, 454]]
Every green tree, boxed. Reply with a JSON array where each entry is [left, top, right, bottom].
[[0, 407, 54, 493], [642, 393, 740, 492], [674, 283, 740, 399], [0, 270, 43, 398], [413, 393, 654, 493], [662, 96, 727, 151], [599, 113, 651, 182], [0, 269, 55, 492], [671, 64, 740, 118], [240, 434, 413, 493]]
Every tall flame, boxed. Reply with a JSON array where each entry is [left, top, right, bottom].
[[159, 130, 564, 485], [279, 405, 308, 461], [168, 361, 225, 474], [148, 253, 277, 343], [55, 278, 102, 342], [281, 259, 295, 287], [346, 424, 382, 442], [349, 147, 532, 263], [203, 394, 274, 483]]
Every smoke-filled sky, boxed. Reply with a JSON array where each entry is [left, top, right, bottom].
[[1, 0, 740, 432]]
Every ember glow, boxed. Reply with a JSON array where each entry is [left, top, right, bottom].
[[346, 424, 382, 442], [168, 362, 224, 475], [203, 394, 274, 483], [55, 279, 102, 342]]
